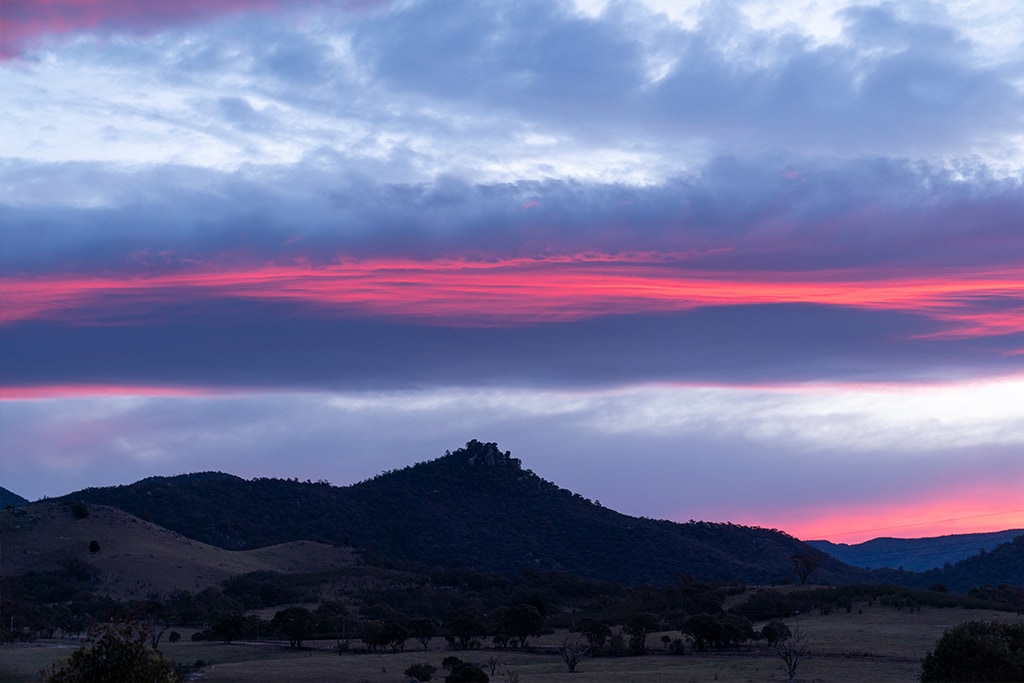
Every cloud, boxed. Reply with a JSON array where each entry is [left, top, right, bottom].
[[3, 156, 1022, 272], [3, 1, 1021, 172], [2, 299, 1021, 393], [3, 381, 1023, 537]]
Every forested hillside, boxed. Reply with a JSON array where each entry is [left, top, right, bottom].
[[61, 440, 863, 586]]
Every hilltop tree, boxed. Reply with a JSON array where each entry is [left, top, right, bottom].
[[791, 552, 819, 585]]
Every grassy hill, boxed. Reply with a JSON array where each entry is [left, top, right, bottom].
[[57, 440, 866, 586], [0, 501, 358, 599]]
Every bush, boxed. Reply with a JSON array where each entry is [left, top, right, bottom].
[[921, 620, 1024, 682], [68, 502, 89, 519], [445, 663, 489, 683], [405, 662, 437, 681], [41, 621, 176, 683]]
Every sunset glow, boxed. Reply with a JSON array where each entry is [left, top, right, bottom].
[[2, 0, 1022, 544], [3, 259, 1022, 337]]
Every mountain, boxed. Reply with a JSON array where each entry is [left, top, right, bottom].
[[905, 534, 1024, 594], [808, 529, 1024, 572], [57, 440, 867, 586], [0, 485, 29, 508], [0, 501, 359, 599]]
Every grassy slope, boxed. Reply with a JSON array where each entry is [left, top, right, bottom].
[[0, 502, 358, 599]]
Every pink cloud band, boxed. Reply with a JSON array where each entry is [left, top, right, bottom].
[[2, 255, 1021, 338]]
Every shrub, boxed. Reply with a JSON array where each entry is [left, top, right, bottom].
[[404, 662, 436, 681], [921, 620, 1024, 682], [41, 621, 176, 683]]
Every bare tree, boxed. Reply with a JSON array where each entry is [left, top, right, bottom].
[[774, 626, 807, 682], [486, 655, 500, 675], [558, 638, 592, 673]]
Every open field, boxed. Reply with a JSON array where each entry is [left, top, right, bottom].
[[5, 604, 1021, 683], [1, 503, 358, 599]]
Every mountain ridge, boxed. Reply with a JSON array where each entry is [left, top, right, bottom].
[[0, 485, 30, 508], [808, 529, 1024, 572], [57, 440, 863, 586]]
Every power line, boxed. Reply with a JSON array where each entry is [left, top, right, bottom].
[[822, 508, 1024, 540]]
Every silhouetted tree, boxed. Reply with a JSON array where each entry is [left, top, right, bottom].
[[272, 606, 316, 649], [578, 618, 611, 651], [445, 608, 486, 650], [624, 612, 660, 653], [41, 621, 176, 683], [921, 620, 1024, 682], [791, 553, 819, 585], [761, 620, 791, 646], [502, 604, 544, 648], [410, 618, 436, 650], [558, 637, 591, 672], [775, 625, 807, 682]]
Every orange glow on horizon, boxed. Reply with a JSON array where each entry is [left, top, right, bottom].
[[1, 256, 1022, 339]]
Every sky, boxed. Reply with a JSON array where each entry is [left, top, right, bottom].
[[1, 0, 1023, 543]]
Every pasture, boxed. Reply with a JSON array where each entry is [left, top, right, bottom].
[[4, 602, 1020, 683]]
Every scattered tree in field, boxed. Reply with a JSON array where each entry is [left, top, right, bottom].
[[41, 621, 176, 683], [382, 620, 409, 652], [624, 612, 660, 653], [411, 618, 436, 650], [774, 625, 807, 683], [445, 608, 487, 649], [88, 540, 100, 554], [558, 637, 591, 672], [760, 620, 791, 646], [920, 620, 1024, 682], [680, 613, 722, 651], [137, 599, 170, 653], [502, 604, 545, 648], [404, 662, 437, 681], [578, 618, 612, 651], [791, 552, 819, 585], [210, 612, 247, 643], [168, 631, 181, 643], [272, 606, 317, 648]]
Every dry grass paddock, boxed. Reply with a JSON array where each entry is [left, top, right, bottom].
[[5, 603, 1021, 683]]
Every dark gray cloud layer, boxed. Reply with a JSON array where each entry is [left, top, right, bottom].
[[3, 300, 1019, 390], [3, 156, 1022, 274]]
